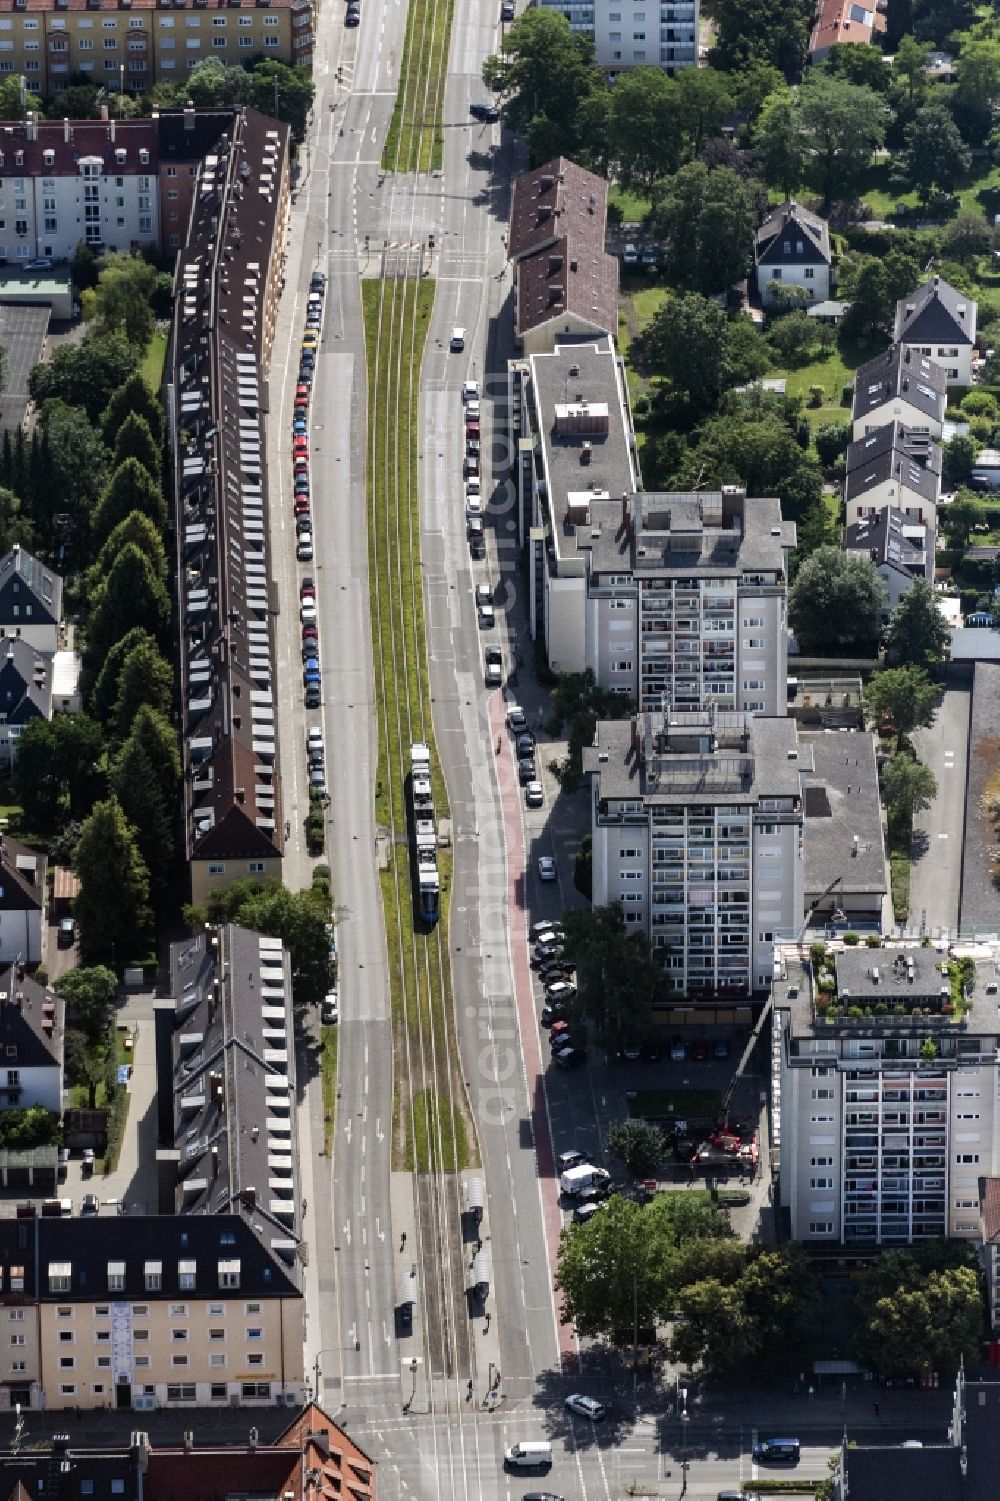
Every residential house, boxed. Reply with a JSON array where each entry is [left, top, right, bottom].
[[851, 344, 947, 440], [533, 0, 697, 72], [0, 963, 63, 1112], [844, 507, 932, 614], [755, 201, 832, 307], [776, 944, 995, 1246], [0, 639, 51, 766], [583, 709, 806, 995], [894, 274, 977, 387], [0, 836, 46, 968], [510, 337, 794, 713], [0, 0, 313, 99], [0, 546, 61, 656], [171, 109, 290, 905], [844, 420, 941, 534], [507, 158, 618, 355], [154, 106, 240, 256], [810, 0, 886, 60]]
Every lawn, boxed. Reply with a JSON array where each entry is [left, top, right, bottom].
[[610, 185, 652, 224], [140, 330, 167, 393], [768, 340, 862, 431], [381, 0, 455, 173], [321, 1024, 338, 1156]]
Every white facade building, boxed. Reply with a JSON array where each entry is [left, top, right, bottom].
[[894, 275, 977, 388], [535, 0, 698, 72], [755, 201, 832, 308], [584, 710, 806, 995], [778, 947, 1000, 1246], [844, 421, 941, 535], [852, 345, 947, 441]]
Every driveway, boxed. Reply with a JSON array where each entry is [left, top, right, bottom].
[[908, 688, 970, 939]]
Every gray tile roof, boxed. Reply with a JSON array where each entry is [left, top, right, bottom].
[[844, 435, 940, 507], [843, 507, 929, 579], [0, 637, 51, 724], [841, 1444, 962, 1501], [0, 964, 61, 1069], [895, 275, 976, 347], [756, 201, 831, 266], [164, 924, 300, 1257], [852, 344, 946, 428], [0, 545, 61, 633], [0, 834, 44, 914], [799, 730, 887, 899]]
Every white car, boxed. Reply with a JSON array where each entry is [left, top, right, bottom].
[[465, 398, 481, 420], [565, 1393, 608, 1421], [537, 856, 557, 882], [463, 379, 480, 403], [300, 602, 318, 625], [622, 243, 638, 265], [466, 497, 483, 520], [475, 582, 493, 606], [307, 726, 324, 753], [466, 475, 481, 496], [477, 602, 496, 628], [450, 326, 466, 351]]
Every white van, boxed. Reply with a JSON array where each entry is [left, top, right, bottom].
[[504, 1441, 552, 1470], [559, 1164, 610, 1196]]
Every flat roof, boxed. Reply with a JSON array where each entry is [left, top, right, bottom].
[[799, 730, 887, 898]]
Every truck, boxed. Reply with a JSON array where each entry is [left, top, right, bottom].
[[559, 1163, 610, 1197]]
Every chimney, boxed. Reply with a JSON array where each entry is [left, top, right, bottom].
[[63, 118, 70, 145], [184, 103, 196, 132], [183, 1433, 193, 1455], [109, 116, 115, 144], [25, 112, 36, 143], [933, 274, 940, 289], [99, 103, 109, 122]]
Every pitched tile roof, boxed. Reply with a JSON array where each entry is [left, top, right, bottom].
[[515, 235, 619, 342], [979, 1175, 1000, 1244], [0, 637, 51, 724], [0, 118, 157, 177], [756, 201, 831, 266], [0, 545, 61, 630], [0, 965, 61, 1069], [852, 344, 946, 427], [507, 156, 608, 263], [844, 506, 929, 578], [895, 275, 976, 347], [0, 835, 45, 914], [810, 0, 886, 54]]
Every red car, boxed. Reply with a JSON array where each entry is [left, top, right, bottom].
[[295, 384, 310, 404], [294, 496, 310, 516], [689, 1039, 710, 1062], [302, 622, 318, 640], [300, 577, 316, 601], [293, 436, 309, 453], [294, 456, 309, 473], [466, 420, 480, 438]]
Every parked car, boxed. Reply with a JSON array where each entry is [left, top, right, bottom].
[[555, 1048, 587, 1070], [670, 1034, 685, 1062], [485, 653, 503, 687], [545, 980, 576, 1004], [501, 0, 515, 17], [321, 990, 339, 1025], [713, 1038, 730, 1060], [516, 732, 535, 757], [537, 856, 557, 882], [305, 684, 321, 708], [469, 101, 500, 122], [540, 1003, 567, 1026], [689, 1039, 710, 1062], [81, 1149, 95, 1177], [534, 939, 564, 961], [573, 1200, 603, 1224], [507, 704, 528, 733], [294, 496, 311, 516], [58, 917, 76, 948], [530, 919, 559, 941], [557, 1149, 585, 1172], [297, 538, 314, 561], [301, 576, 316, 600], [309, 768, 326, 795], [525, 779, 543, 807], [518, 757, 536, 784], [477, 602, 495, 628], [81, 1193, 100, 1216], [623, 242, 638, 265]]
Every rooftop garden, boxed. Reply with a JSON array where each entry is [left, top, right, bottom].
[[808, 941, 974, 1021]]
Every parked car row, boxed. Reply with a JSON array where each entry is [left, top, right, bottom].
[[297, 272, 325, 709], [462, 380, 485, 558]]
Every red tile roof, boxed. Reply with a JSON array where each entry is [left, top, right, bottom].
[[0, 117, 157, 174], [516, 233, 619, 342], [810, 0, 886, 54], [508, 155, 608, 264]]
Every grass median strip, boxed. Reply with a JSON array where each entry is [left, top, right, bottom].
[[321, 1025, 338, 1156], [381, 0, 454, 174], [362, 278, 477, 1176]]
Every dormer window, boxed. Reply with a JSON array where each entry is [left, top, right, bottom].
[[218, 1259, 240, 1289], [144, 1260, 161, 1291], [48, 1262, 71, 1293], [115, 148, 126, 165], [107, 1261, 125, 1292], [139, 148, 148, 165], [43, 150, 53, 167]]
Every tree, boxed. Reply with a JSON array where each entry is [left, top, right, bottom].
[[73, 797, 152, 960], [87, 254, 158, 349], [730, 61, 785, 121], [91, 459, 167, 547], [676, 404, 822, 519], [90, 511, 168, 591], [640, 293, 729, 405], [752, 88, 806, 196], [893, 34, 932, 109], [820, 42, 892, 92], [30, 400, 109, 562], [91, 627, 160, 724], [544, 668, 633, 787], [858, 1261, 981, 1375], [952, 37, 1000, 145], [940, 490, 986, 546], [560, 904, 667, 1052], [884, 580, 951, 666], [669, 1246, 816, 1374], [767, 309, 834, 364], [54, 965, 117, 1043], [797, 74, 886, 210], [28, 332, 138, 424], [247, 59, 315, 142], [815, 420, 851, 467], [841, 249, 922, 341], [788, 546, 886, 652], [63, 1028, 110, 1111], [483, 11, 606, 162], [12, 715, 104, 833], [111, 637, 174, 741], [44, 81, 101, 120], [941, 209, 992, 263], [124, 704, 180, 801], [199, 878, 333, 1006], [85, 542, 171, 668], [608, 1120, 668, 1176], [112, 412, 160, 480], [671, 1278, 752, 1370], [101, 371, 165, 449], [902, 104, 972, 201], [673, 68, 734, 157], [109, 736, 174, 883], [943, 436, 980, 489], [864, 664, 942, 739], [0, 77, 41, 120], [648, 164, 756, 294], [910, 0, 975, 47], [606, 68, 682, 189], [711, 0, 810, 80], [173, 57, 253, 108], [880, 752, 938, 826]]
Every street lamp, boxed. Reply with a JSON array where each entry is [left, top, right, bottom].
[[312, 1347, 340, 1402], [680, 1388, 689, 1499]]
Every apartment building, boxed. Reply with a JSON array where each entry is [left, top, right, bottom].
[[798, 729, 887, 930], [844, 507, 931, 615], [507, 158, 618, 354], [851, 344, 947, 441], [777, 946, 1000, 1245], [583, 709, 806, 995], [155, 924, 301, 1244], [0, 0, 313, 99], [894, 274, 977, 388], [844, 420, 941, 537], [512, 337, 793, 712], [533, 0, 697, 72], [154, 105, 237, 254], [169, 108, 289, 905]]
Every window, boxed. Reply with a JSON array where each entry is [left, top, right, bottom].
[[134, 1356, 150, 1369], [59, 1385, 76, 1397], [239, 35, 253, 45], [133, 1330, 148, 1342], [171, 1329, 188, 1342], [809, 1221, 833, 1235], [208, 1304, 225, 1317], [209, 1353, 226, 1367], [95, 1356, 110, 1369], [169, 1304, 188, 1318], [178, 1264, 196, 1291], [810, 1156, 833, 1167], [208, 863, 225, 876], [49, 1265, 71, 1294], [743, 638, 764, 650], [9, 1334, 24, 1347], [9, 1309, 23, 1322], [59, 1357, 75, 1370], [246, 1327, 262, 1341], [263, 34, 279, 44], [244, 1303, 261, 1315], [241, 1382, 271, 1399], [810, 1177, 833, 1189], [166, 1384, 196, 1402], [804, 267, 815, 280], [957, 1153, 979, 1164], [171, 1355, 189, 1368], [218, 1261, 240, 1290], [59, 1330, 73, 1343], [249, 860, 265, 874], [144, 1262, 162, 1292], [107, 1263, 125, 1292], [95, 1331, 110, 1344]]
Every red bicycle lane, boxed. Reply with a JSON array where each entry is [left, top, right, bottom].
[[488, 689, 579, 1371]]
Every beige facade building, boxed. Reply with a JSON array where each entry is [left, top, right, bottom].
[[0, 0, 312, 98]]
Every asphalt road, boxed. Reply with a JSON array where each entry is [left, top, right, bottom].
[[908, 687, 970, 939]]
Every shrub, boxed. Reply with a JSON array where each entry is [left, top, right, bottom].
[[865, 934, 881, 948], [843, 932, 860, 946], [962, 389, 998, 419]]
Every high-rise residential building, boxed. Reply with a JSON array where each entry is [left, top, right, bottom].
[[532, 0, 697, 73], [777, 945, 999, 1245], [511, 336, 794, 712], [583, 709, 806, 994]]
